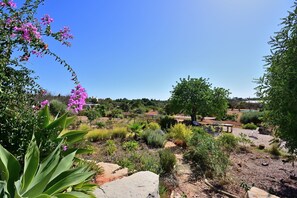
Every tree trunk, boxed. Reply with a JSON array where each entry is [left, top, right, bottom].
[[191, 114, 197, 122]]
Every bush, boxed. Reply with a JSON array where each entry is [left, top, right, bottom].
[[168, 123, 192, 146], [106, 140, 117, 155], [240, 111, 264, 125], [86, 127, 128, 141], [142, 129, 166, 148], [159, 149, 176, 174], [111, 127, 128, 138], [96, 121, 105, 128], [222, 114, 238, 121], [147, 122, 161, 130], [122, 141, 139, 151], [185, 132, 229, 178], [217, 133, 238, 153], [49, 99, 67, 116], [159, 116, 177, 129], [269, 144, 282, 156], [242, 123, 257, 130]]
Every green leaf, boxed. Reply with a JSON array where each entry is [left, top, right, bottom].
[[75, 149, 93, 155], [60, 131, 87, 144], [50, 151, 76, 182], [45, 171, 94, 195], [65, 116, 76, 128], [20, 136, 40, 192], [34, 194, 52, 198], [0, 143, 20, 197], [38, 105, 51, 128], [55, 191, 94, 198], [45, 113, 68, 133]]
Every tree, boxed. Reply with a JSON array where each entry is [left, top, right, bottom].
[[168, 76, 229, 121], [257, 1, 297, 154]]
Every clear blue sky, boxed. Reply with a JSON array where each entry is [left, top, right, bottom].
[[21, 0, 294, 100]]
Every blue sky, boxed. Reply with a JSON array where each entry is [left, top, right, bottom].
[[22, 0, 294, 100]]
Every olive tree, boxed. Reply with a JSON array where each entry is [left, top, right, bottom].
[[257, 1, 297, 154], [168, 76, 230, 121]]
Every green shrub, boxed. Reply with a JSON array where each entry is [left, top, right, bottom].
[[96, 121, 105, 128], [269, 144, 282, 156], [242, 123, 257, 130], [168, 123, 192, 146], [240, 111, 264, 125], [185, 132, 229, 178], [159, 116, 177, 129], [222, 114, 238, 121], [106, 140, 117, 155], [237, 133, 253, 145], [122, 141, 139, 151], [49, 99, 67, 116], [147, 122, 161, 130], [217, 133, 238, 153], [142, 129, 166, 148], [128, 122, 145, 138], [117, 152, 160, 174], [111, 127, 128, 138], [159, 149, 176, 174]]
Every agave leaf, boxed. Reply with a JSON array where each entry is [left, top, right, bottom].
[[0, 181, 6, 197], [34, 194, 52, 198], [75, 149, 93, 155], [49, 151, 76, 182], [23, 147, 61, 197], [45, 113, 68, 134], [60, 131, 87, 144], [55, 191, 94, 198], [45, 171, 95, 195], [38, 105, 51, 128], [20, 136, 40, 192], [0, 144, 20, 196], [65, 116, 76, 128]]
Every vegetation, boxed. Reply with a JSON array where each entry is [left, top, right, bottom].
[[185, 131, 229, 178], [168, 123, 192, 146], [217, 133, 239, 153], [257, 1, 297, 154], [168, 76, 229, 121], [159, 116, 177, 130], [159, 149, 176, 174], [142, 129, 166, 148], [242, 123, 258, 130], [240, 111, 263, 125], [48, 99, 67, 116]]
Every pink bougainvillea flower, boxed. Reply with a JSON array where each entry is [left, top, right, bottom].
[[41, 14, 54, 25], [40, 100, 49, 108], [67, 84, 88, 113]]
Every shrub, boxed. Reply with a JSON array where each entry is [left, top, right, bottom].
[[111, 127, 128, 138], [49, 99, 67, 116], [128, 122, 145, 138], [86, 129, 111, 141], [106, 140, 117, 155], [142, 129, 166, 148], [82, 108, 100, 122], [217, 133, 238, 153], [159, 149, 176, 174], [222, 114, 238, 121], [78, 123, 92, 131], [242, 123, 257, 130], [147, 122, 161, 130], [96, 121, 106, 128], [240, 111, 264, 125], [168, 123, 192, 146], [117, 152, 160, 174], [122, 141, 139, 151], [159, 116, 177, 129], [184, 132, 229, 178], [269, 144, 282, 156]]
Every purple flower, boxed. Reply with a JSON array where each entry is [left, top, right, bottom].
[[14, 23, 41, 42], [62, 145, 68, 151], [7, 0, 16, 8], [67, 84, 88, 113], [41, 14, 54, 25], [41, 100, 49, 108], [32, 50, 43, 57]]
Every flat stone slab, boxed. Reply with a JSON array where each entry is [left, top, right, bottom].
[[248, 187, 279, 198], [96, 162, 128, 185], [94, 171, 159, 198]]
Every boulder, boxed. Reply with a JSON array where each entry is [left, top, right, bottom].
[[94, 171, 159, 198], [247, 187, 279, 198], [95, 162, 128, 185]]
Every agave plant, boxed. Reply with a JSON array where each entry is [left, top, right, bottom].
[[0, 136, 96, 198]]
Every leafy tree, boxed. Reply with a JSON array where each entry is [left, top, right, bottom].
[[168, 76, 229, 121], [257, 1, 297, 154]]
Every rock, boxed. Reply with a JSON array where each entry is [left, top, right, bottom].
[[247, 187, 279, 198], [258, 144, 265, 150], [95, 162, 128, 185], [164, 141, 177, 148], [261, 162, 269, 166], [290, 174, 297, 181], [94, 171, 159, 198]]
